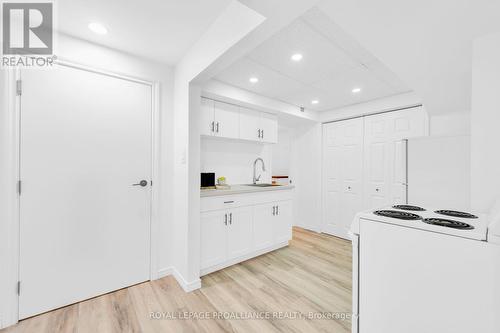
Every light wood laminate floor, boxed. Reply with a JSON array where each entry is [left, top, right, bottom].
[[2, 227, 352, 333]]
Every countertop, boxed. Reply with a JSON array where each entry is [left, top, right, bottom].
[[200, 184, 295, 197]]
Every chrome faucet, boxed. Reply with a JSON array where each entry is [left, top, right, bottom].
[[253, 157, 266, 184]]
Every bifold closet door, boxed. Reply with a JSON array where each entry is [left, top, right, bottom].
[[322, 118, 364, 239], [19, 65, 152, 319]]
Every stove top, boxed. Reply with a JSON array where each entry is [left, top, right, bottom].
[[356, 204, 488, 241], [423, 218, 474, 230], [435, 210, 478, 219], [373, 210, 422, 220], [393, 204, 426, 211]]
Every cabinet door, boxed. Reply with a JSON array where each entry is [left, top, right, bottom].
[[253, 203, 274, 251], [239, 108, 261, 141], [260, 112, 278, 144], [227, 207, 253, 260], [200, 98, 215, 136], [274, 200, 292, 244], [364, 114, 392, 209], [214, 101, 239, 139], [200, 210, 227, 269]]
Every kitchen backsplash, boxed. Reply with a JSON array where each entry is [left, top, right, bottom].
[[200, 138, 272, 185]]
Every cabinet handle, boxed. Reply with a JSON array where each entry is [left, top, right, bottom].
[[224, 213, 227, 225], [276, 205, 279, 215], [272, 206, 276, 216], [375, 188, 379, 192], [262, 129, 264, 139], [258, 129, 261, 138], [229, 213, 232, 224], [216, 122, 219, 133], [224, 200, 234, 204], [211, 121, 215, 132]]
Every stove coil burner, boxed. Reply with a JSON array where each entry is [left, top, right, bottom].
[[423, 218, 474, 230], [373, 210, 422, 220], [434, 210, 478, 219], [392, 204, 426, 211]]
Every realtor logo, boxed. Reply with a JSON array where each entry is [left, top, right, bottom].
[[2, 2, 53, 55]]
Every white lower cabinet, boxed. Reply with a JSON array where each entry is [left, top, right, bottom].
[[200, 210, 227, 269], [227, 207, 253, 259], [253, 203, 275, 251], [200, 191, 293, 275], [274, 200, 292, 244]]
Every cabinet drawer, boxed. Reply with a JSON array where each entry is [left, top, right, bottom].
[[200, 190, 294, 212]]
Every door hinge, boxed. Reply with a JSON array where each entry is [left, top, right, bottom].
[[16, 80, 22, 96], [17, 180, 21, 195], [17, 281, 21, 295]]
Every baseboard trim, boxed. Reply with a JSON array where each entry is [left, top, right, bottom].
[[157, 266, 201, 293], [200, 241, 289, 276]]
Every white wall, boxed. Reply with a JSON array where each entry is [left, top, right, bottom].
[[272, 129, 292, 176], [471, 32, 500, 212], [291, 123, 322, 232], [201, 139, 272, 184], [430, 112, 471, 136]]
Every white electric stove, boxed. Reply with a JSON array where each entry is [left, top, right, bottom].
[[350, 204, 500, 333]]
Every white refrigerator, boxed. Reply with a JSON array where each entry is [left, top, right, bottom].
[[406, 135, 471, 209]]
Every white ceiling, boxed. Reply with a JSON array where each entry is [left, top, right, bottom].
[[317, 0, 500, 114], [57, 0, 232, 65], [214, 8, 411, 112]]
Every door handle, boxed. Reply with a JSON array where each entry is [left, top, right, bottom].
[[132, 180, 148, 187]]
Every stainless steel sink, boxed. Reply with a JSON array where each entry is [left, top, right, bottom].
[[245, 183, 276, 187]]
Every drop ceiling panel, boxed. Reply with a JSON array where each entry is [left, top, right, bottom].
[[279, 87, 350, 111], [215, 58, 306, 99], [214, 7, 413, 112], [247, 20, 358, 85]]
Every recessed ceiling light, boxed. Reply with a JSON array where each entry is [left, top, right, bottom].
[[311, 100, 319, 104], [88, 22, 108, 35], [291, 53, 303, 62], [352, 87, 361, 93], [249, 77, 259, 83]]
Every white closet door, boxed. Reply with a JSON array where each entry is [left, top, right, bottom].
[[339, 119, 364, 238], [19, 65, 152, 319], [322, 118, 364, 239], [363, 113, 392, 209]]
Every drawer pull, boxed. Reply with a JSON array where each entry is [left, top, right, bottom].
[[224, 200, 234, 204]]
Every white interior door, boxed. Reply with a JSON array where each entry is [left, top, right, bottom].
[[19, 65, 152, 319], [322, 118, 364, 239]]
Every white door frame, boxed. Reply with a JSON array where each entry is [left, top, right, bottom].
[[0, 59, 161, 328]]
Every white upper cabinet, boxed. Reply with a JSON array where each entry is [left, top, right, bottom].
[[239, 107, 278, 144], [239, 108, 261, 141], [201, 98, 278, 144], [260, 112, 278, 143], [214, 101, 240, 139], [200, 98, 215, 136]]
